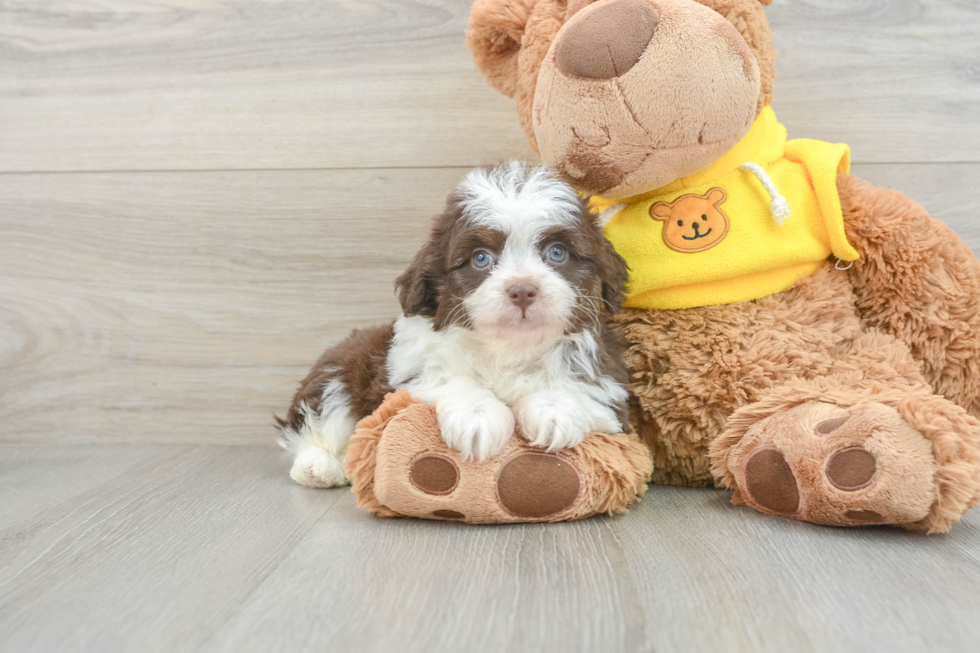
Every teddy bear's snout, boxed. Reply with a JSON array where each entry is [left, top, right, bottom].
[[555, 0, 658, 80]]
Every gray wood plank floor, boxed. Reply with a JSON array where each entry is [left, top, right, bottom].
[[2, 0, 980, 651], [2, 444, 979, 653]]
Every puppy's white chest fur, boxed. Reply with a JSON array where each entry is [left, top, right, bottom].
[[387, 315, 625, 460], [388, 316, 589, 400]]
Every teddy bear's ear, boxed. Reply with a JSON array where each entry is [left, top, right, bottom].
[[650, 202, 673, 220], [466, 0, 540, 98], [706, 188, 728, 206]]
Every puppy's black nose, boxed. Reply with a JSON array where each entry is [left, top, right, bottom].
[[507, 283, 538, 314]]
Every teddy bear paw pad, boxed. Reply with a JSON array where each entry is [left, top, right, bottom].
[[495, 452, 581, 518]]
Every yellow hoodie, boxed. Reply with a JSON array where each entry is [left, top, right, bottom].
[[593, 107, 859, 310]]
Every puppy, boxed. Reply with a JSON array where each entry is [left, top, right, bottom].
[[278, 161, 630, 488]]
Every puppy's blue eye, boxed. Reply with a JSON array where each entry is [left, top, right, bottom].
[[546, 243, 567, 263], [472, 249, 494, 269]]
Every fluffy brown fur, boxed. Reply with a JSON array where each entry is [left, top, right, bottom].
[[278, 324, 394, 432], [839, 174, 980, 419], [613, 265, 864, 488]]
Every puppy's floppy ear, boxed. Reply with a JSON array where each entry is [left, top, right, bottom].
[[466, 0, 539, 98], [598, 237, 629, 314], [581, 200, 630, 313], [395, 239, 440, 318]]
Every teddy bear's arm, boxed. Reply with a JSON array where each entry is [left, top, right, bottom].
[[839, 173, 980, 419]]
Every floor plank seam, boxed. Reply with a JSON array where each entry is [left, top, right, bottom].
[[1, 161, 977, 177]]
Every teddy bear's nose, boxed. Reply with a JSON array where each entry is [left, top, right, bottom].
[[555, 0, 659, 80]]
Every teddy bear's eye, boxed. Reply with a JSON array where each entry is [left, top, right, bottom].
[[677, 220, 683, 227], [702, 214, 708, 221]]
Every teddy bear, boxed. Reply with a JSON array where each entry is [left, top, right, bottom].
[[466, 0, 980, 532]]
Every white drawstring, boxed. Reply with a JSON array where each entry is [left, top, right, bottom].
[[597, 203, 627, 228], [738, 162, 792, 225]]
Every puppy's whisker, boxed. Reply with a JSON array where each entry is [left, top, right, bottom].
[[569, 289, 603, 331], [443, 295, 470, 327]]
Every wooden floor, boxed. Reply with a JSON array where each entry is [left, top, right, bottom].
[[1, 1, 979, 651], [1, 444, 978, 653]]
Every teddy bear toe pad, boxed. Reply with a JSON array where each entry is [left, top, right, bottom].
[[409, 455, 459, 495], [743, 447, 799, 515], [730, 401, 937, 527], [825, 447, 878, 491]]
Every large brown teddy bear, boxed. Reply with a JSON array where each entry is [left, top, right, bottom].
[[467, 0, 980, 532]]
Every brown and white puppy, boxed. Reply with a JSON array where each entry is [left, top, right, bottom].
[[278, 161, 629, 488]]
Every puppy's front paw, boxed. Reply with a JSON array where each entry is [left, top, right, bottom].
[[514, 391, 596, 452], [437, 394, 515, 462], [290, 446, 348, 488]]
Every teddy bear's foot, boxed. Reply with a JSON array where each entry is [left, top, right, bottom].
[[712, 395, 980, 532], [726, 402, 935, 527], [346, 390, 652, 523]]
